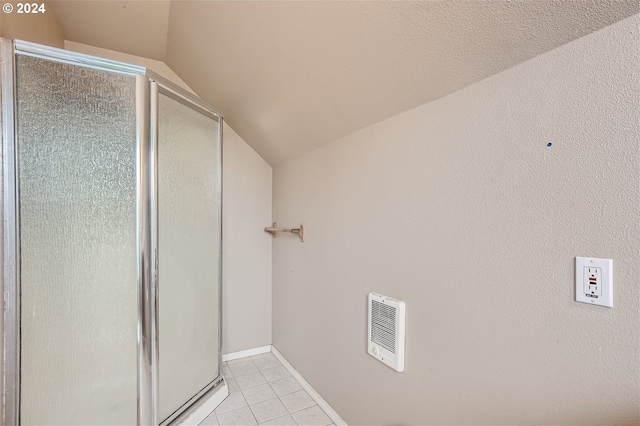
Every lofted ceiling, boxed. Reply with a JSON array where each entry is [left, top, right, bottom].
[[49, 1, 639, 165]]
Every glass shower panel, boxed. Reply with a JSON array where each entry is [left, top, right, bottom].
[[157, 92, 221, 422], [16, 56, 138, 424]]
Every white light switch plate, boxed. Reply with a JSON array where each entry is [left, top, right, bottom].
[[576, 257, 613, 307]]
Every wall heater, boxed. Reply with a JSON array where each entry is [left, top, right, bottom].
[[367, 292, 406, 372]]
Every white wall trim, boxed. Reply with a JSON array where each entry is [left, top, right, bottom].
[[222, 345, 272, 362], [271, 346, 348, 426], [178, 381, 229, 425]]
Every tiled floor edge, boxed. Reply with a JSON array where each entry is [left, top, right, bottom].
[[271, 346, 348, 426], [222, 345, 273, 362]]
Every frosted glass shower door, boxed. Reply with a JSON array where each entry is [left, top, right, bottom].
[[15, 55, 138, 425], [157, 90, 221, 422]]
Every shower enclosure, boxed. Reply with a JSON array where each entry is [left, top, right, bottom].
[[0, 39, 226, 425]]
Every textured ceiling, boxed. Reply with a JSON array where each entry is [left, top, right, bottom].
[[49, 1, 639, 165]]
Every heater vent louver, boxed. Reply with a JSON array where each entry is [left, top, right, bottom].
[[367, 292, 405, 372], [371, 300, 396, 354]]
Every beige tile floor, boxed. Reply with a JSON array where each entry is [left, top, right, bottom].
[[199, 352, 336, 426]]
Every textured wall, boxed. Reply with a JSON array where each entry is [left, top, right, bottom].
[[221, 125, 273, 353], [272, 14, 639, 425]]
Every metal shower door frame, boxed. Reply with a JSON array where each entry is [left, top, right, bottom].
[[0, 38, 224, 426], [148, 76, 225, 426]]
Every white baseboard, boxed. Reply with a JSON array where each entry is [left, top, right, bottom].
[[271, 346, 347, 426], [222, 345, 272, 362], [178, 380, 229, 425]]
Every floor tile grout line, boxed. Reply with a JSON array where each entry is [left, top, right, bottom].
[[285, 401, 321, 415], [246, 400, 260, 424], [213, 352, 335, 426], [255, 362, 319, 421], [247, 366, 290, 426], [247, 400, 282, 425], [260, 364, 294, 402], [233, 368, 269, 392], [264, 374, 282, 404], [256, 412, 301, 426], [228, 358, 261, 377], [265, 375, 304, 398], [291, 406, 317, 416], [214, 389, 249, 416], [271, 348, 345, 426], [243, 381, 280, 406], [214, 404, 257, 426]]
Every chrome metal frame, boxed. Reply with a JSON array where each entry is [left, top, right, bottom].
[[149, 80, 160, 426], [1, 38, 225, 425], [14, 39, 145, 75], [218, 116, 224, 385], [146, 70, 224, 120], [136, 75, 155, 426], [1, 37, 19, 426]]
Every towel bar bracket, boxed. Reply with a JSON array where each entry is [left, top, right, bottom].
[[264, 223, 305, 242]]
